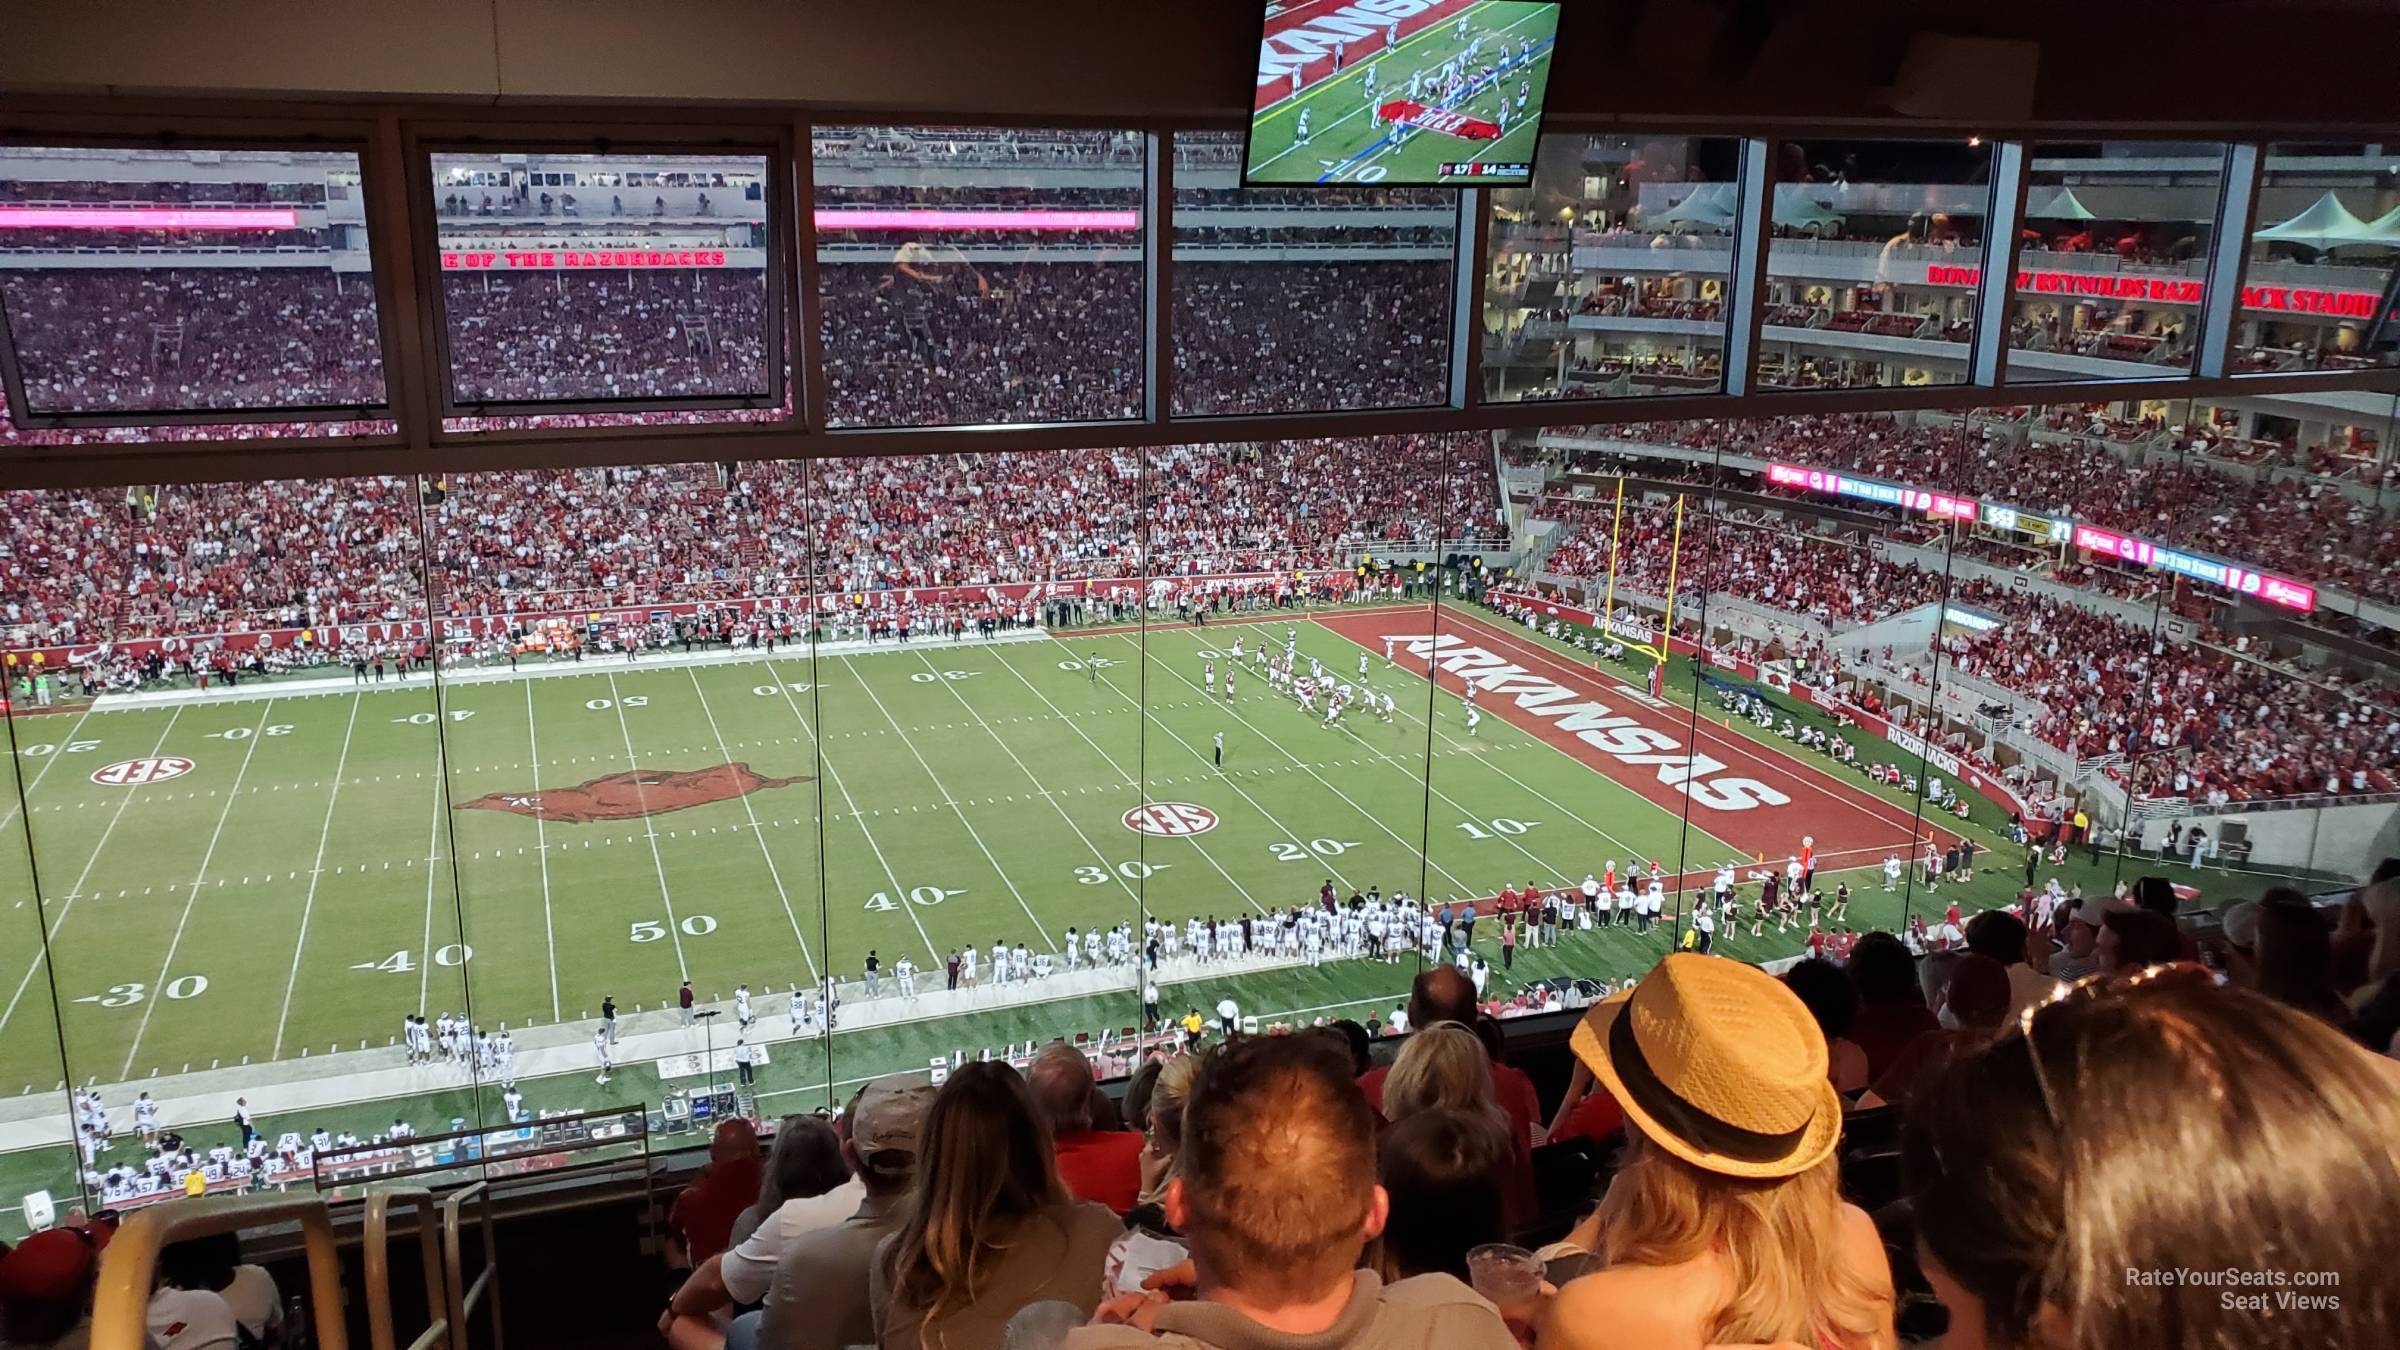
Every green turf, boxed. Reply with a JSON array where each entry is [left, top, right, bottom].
[[0, 596, 2310, 1222], [1247, 0, 1556, 186]]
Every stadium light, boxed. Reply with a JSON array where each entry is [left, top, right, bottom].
[[812, 208, 1139, 232]]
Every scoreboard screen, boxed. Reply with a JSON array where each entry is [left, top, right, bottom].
[[1245, 1, 1562, 188]]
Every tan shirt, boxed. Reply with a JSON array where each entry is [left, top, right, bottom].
[[869, 1199, 1119, 1350], [1065, 1271, 1517, 1350]]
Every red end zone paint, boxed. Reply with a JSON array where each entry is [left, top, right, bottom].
[[1313, 609, 1952, 863]]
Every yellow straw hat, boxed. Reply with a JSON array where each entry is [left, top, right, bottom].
[[1569, 953, 1843, 1179]]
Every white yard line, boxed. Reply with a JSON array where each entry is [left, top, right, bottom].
[[761, 655, 943, 969], [521, 680, 561, 1019], [604, 673, 689, 980], [907, 649, 1151, 919], [417, 736, 452, 1018], [0, 708, 184, 1041], [837, 655, 1057, 950], [121, 701, 277, 1077], [269, 695, 361, 1057], [686, 667, 821, 981], [1113, 636, 1485, 900], [986, 644, 1270, 917], [1275, 624, 1665, 866]]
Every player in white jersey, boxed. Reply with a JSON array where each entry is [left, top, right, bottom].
[[1309, 656, 1323, 681], [1456, 14, 1470, 40], [1462, 679, 1477, 708], [1204, 659, 1215, 694], [1031, 951, 1051, 980], [1495, 98, 1510, 133], [896, 956, 918, 998], [593, 1026, 612, 1084], [735, 983, 754, 1029], [1518, 78, 1531, 111], [1408, 67, 1426, 99], [1465, 705, 1481, 737], [1883, 854, 1903, 891], [1012, 944, 1032, 981], [1231, 637, 1243, 661], [1084, 927, 1103, 965], [1380, 691, 1397, 724], [1358, 652, 1370, 679], [494, 1030, 516, 1082], [959, 944, 979, 987], [1295, 108, 1311, 145], [1063, 927, 1081, 970], [990, 941, 1010, 985], [1224, 669, 1236, 702]]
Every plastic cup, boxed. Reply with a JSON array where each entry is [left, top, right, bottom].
[[1466, 1242, 1543, 1317]]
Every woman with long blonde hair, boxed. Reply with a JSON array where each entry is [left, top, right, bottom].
[[1539, 956, 1895, 1350], [1381, 1022, 1499, 1123], [869, 1062, 1119, 1349]]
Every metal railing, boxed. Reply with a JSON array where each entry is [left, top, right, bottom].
[[90, 1195, 349, 1350], [365, 1189, 450, 1350], [441, 1182, 504, 1350]]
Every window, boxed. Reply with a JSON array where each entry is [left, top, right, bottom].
[[1172, 130, 1455, 416], [1484, 134, 1743, 402], [2006, 142, 2223, 383], [813, 128, 1146, 428], [1757, 139, 1993, 390], [431, 151, 777, 407], [0, 147, 387, 419], [2233, 143, 2400, 374]]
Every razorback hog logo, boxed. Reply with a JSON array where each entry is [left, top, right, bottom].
[[459, 763, 809, 823]]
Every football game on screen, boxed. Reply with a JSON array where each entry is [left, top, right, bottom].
[[1245, 1, 1562, 188]]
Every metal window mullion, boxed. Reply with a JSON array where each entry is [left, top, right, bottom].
[[1723, 138, 1777, 397], [1452, 188, 1490, 410], [792, 118, 832, 436], [1970, 141, 2030, 388], [1146, 129, 1174, 426], [370, 114, 441, 451], [2196, 143, 2265, 380]]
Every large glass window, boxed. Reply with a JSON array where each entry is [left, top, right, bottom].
[[814, 128, 1146, 429], [1484, 134, 1743, 402], [2233, 143, 2400, 374], [1172, 130, 1455, 416], [431, 152, 777, 407], [2005, 142, 2223, 383], [0, 147, 387, 418], [1758, 140, 1993, 391]]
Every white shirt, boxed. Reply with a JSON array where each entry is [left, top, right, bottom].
[[148, 1287, 240, 1350], [1216, 999, 1238, 1020], [719, 1177, 869, 1303]]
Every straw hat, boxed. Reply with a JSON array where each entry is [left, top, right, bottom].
[[1569, 953, 1843, 1179]]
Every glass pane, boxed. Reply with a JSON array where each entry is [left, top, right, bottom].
[[1759, 140, 1992, 390], [813, 128, 1145, 428], [2, 474, 469, 1206], [1484, 134, 1742, 402], [0, 147, 387, 416], [0, 725, 84, 1237], [431, 152, 775, 404], [429, 460, 830, 1127], [1172, 130, 1455, 416], [2235, 143, 2400, 373], [2006, 141, 2222, 383]]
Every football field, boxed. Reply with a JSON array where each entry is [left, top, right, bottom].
[[0, 600, 1927, 1096], [1249, 0, 1556, 186]]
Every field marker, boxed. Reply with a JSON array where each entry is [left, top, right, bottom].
[[123, 700, 278, 1077], [605, 672, 689, 980], [686, 667, 820, 981], [0, 707, 187, 1043], [271, 694, 361, 1057], [842, 655, 1055, 949]]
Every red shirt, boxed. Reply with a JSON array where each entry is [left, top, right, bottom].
[[1497, 887, 1521, 913], [1051, 1128, 1145, 1215], [1549, 1088, 1625, 1146]]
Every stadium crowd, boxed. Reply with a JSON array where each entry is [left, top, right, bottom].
[[1531, 490, 2400, 803]]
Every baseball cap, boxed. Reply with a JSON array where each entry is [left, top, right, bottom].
[[0, 1221, 112, 1305], [2217, 899, 2262, 951], [848, 1075, 936, 1156]]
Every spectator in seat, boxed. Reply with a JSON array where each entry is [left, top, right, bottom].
[[671, 1118, 764, 1267], [1842, 931, 1938, 1083], [1538, 954, 1894, 1350], [748, 1079, 935, 1350], [1902, 970, 2400, 1350], [1372, 1108, 1513, 1288], [1861, 953, 2011, 1111], [2248, 888, 2351, 1030], [871, 1062, 1120, 1349], [1963, 910, 2061, 1023], [1380, 1024, 1498, 1124], [1068, 1033, 1517, 1350], [0, 1219, 114, 1350], [2047, 904, 2105, 982], [156, 1233, 280, 1348], [1781, 958, 1870, 1094], [1360, 968, 1540, 1206], [1032, 1040, 1145, 1215], [664, 1113, 860, 1350], [2098, 908, 2183, 974], [2345, 879, 2400, 1056]]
